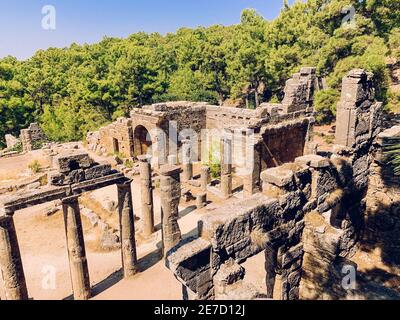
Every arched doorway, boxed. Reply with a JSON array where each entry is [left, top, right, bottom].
[[133, 125, 152, 157]]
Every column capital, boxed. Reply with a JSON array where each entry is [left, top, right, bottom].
[[117, 180, 133, 189], [160, 164, 182, 176], [61, 194, 80, 205]]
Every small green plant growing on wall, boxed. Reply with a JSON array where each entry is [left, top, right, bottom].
[[124, 159, 135, 168], [28, 160, 42, 174], [384, 137, 400, 175], [9, 141, 23, 153], [203, 139, 221, 179], [32, 139, 44, 150]]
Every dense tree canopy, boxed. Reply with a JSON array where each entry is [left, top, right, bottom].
[[0, 0, 399, 147]]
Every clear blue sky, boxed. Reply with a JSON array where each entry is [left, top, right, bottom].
[[0, 0, 293, 60]]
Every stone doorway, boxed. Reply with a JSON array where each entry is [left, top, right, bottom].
[[112, 138, 120, 154], [133, 125, 152, 157]]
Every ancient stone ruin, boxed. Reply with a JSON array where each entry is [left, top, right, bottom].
[[1, 123, 47, 157], [20, 123, 47, 152], [87, 68, 317, 176], [1, 68, 399, 300]]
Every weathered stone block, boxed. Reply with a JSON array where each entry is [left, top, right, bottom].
[[167, 238, 211, 282], [214, 259, 245, 294], [84, 164, 111, 181], [57, 152, 93, 173], [261, 167, 294, 187]]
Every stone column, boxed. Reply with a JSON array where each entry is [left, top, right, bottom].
[[335, 69, 374, 148], [221, 130, 233, 199], [160, 165, 182, 256], [0, 215, 29, 300], [196, 193, 207, 209], [181, 139, 193, 182], [200, 166, 211, 192], [117, 182, 138, 277], [62, 195, 91, 300], [264, 245, 278, 299], [243, 141, 261, 197], [138, 155, 154, 237]]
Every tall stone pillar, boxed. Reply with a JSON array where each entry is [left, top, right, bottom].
[[117, 182, 138, 277], [20, 129, 32, 153], [243, 141, 261, 197], [200, 166, 211, 192], [221, 130, 233, 199], [0, 215, 29, 300], [62, 195, 91, 300], [181, 139, 193, 182], [138, 155, 154, 237], [160, 165, 182, 256], [264, 245, 278, 299], [335, 69, 375, 148]]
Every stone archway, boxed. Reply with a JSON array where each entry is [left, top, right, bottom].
[[133, 125, 152, 157]]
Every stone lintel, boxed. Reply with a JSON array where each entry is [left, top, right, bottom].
[[377, 125, 400, 140], [61, 194, 80, 203], [1, 186, 70, 214], [71, 173, 128, 194]]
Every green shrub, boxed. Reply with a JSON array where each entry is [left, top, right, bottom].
[[388, 89, 400, 113], [9, 141, 23, 153], [314, 89, 340, 125], [28, 160, 41, 174], [203, 140, 221, 179], [32, 140, 44, 150], [124, 159, 135, 168]]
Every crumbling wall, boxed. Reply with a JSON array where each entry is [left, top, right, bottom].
[[205, 105, 269, 130], [5, 134, 20, 149], [20, 123, 46, 152], [281, 67, 317, 114], [87, 118, 133, 158], [299, 69, 384, 300], [260, 118, 312, 168], [48, 151, 113, 187]]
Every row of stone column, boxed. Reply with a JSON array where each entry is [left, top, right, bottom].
[[0, 182, 137, 300], [161, 130, 261, 201]]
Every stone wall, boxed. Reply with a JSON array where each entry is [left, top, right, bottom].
[[87, 118, 133, 158], [5, 134, 20, 149], [281, 67, 317, 114], [20, 123, 46, 152], [260, 118, 312, 168]]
